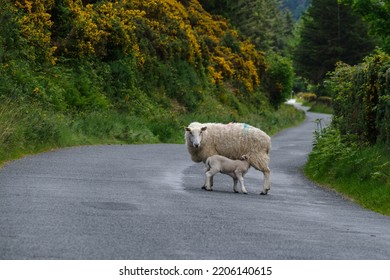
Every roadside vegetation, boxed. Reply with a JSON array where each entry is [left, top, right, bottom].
[[305, 51, 390, 216], [305, 125, 390, 216], [0, 94, 304, 165], [0, 0, 304, 166], [295, 93, 333, 114], [293, 0, 389, 216]]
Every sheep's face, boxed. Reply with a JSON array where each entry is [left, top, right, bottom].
[[185, 126, 207, 148]]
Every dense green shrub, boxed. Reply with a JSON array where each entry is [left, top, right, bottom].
[[262, 53, 294, 108], [327, 51, 390, 145]]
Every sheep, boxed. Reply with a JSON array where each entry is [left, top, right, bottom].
[[185, 122, 271, 195], [203, 155, 251, 194]]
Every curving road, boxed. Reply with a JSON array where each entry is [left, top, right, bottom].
[[1, 105, 390, 259]]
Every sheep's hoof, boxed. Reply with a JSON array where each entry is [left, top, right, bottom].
[[201, 186, 206, 190], [260, 191, 268, 195], [243, 191, 248, 195], [233, 190, 239, 193]]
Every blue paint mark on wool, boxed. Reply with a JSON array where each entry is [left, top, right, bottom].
[[243, 123, 250, 134]]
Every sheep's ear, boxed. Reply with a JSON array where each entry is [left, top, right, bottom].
[[201, 126, 207, 131], [185, 127, 191, 132]]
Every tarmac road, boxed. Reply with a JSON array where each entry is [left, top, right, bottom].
[[1, 105, 390, 259]]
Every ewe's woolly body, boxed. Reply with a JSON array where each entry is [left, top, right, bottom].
[[185, 122, 270, 165], [185, 122, 271, 194]]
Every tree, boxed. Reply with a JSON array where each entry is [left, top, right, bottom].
[[282, 0, 310, 20], [293, 0, 374, 87], [340, 0, 390, 53], [199, 0, 294, 53], [262, 52, 294, 108]]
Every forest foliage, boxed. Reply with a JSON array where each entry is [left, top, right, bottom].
[[341, 0, 390, 53], [300, 1, 389, 215], [292, 0, 389, 147], [199, 0, 295, 53], [293, 0, 375, 89]]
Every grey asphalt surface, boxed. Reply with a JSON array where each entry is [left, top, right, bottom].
[[1, 105, 390, 259]]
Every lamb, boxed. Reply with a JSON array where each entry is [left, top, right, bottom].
[[185, 122, 271, 195], [203, 155, 251, 194]]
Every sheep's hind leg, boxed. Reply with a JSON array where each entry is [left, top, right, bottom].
[[260, 167, 271, 195], [250, 156, 271, 195]]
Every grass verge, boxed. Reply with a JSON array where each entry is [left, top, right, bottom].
[[0, 97, 305, 167], [305, 127, 390, 216], [296, 99, 334, 114]]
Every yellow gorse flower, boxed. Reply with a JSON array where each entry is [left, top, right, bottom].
[[13, 0, 265, 92]]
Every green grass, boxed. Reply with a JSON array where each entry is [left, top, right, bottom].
[[296, 98, 334, 114], [308, 103, 334, 114], [305, 127, 390, 216], [0, 96, 305, 167]]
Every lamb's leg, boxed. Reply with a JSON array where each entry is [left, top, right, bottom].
[[232, 178, 239, 193], [204, 170, 216, 191], [202, 163, 213, 190], [236, 173, 248, 194]]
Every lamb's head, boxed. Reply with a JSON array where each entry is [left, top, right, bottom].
[[185, 126, 207, 148]]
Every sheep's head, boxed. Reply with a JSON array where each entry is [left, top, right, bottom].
[[185, 126, 207, 148]]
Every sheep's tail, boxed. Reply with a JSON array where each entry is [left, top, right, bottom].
[[267, 138, 271, 155]]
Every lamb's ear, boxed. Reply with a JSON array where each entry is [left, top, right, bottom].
[[201, 126, 207, 131], [185, 127, 191, 132]]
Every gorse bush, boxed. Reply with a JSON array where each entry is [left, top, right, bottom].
[[12, 0, 267, 96], [0, 0, 305, 165], [2, 0, 295, 113]]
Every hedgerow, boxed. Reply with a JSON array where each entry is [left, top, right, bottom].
[[327, 50, 390, 145]]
